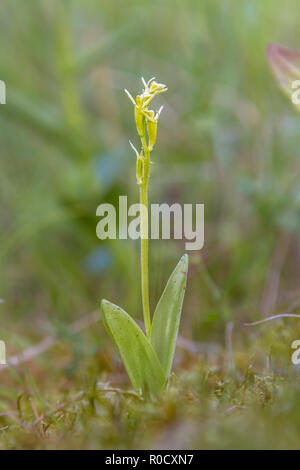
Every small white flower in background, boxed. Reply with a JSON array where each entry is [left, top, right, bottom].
[[267, 43, 300, 108]]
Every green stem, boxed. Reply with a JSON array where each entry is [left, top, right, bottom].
[[140, 139, 151, 337]]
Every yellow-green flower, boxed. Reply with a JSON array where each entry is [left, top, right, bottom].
[[125, 77, 167, 148]]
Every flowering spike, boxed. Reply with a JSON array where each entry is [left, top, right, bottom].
[[127, 77, 167, 173]]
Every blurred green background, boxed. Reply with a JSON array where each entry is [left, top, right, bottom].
[[1, 0, 300, 449]]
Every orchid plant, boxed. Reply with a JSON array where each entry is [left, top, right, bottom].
[[101, 78, 188, 398]]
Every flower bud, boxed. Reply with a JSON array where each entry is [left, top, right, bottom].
[[146, 114, 157, 150], [135, 96, 145, 138], [148, 81, 168, 96], [136, 156, 144, 185]]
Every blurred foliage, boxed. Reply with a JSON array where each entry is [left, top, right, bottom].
[[0, 0, 300, 449]]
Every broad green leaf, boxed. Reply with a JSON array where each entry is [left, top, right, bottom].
[[267, 43, 300, 112], [150, 254, 189, 380], [101, 299, 165, 397]]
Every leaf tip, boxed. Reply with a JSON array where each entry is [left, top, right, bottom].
[[101, 298, 109, 309], [180, 253, 189, 270]]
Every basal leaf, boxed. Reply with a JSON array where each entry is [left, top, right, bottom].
[[101, 299, 165, 397], [150, 254, 189, 380]]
